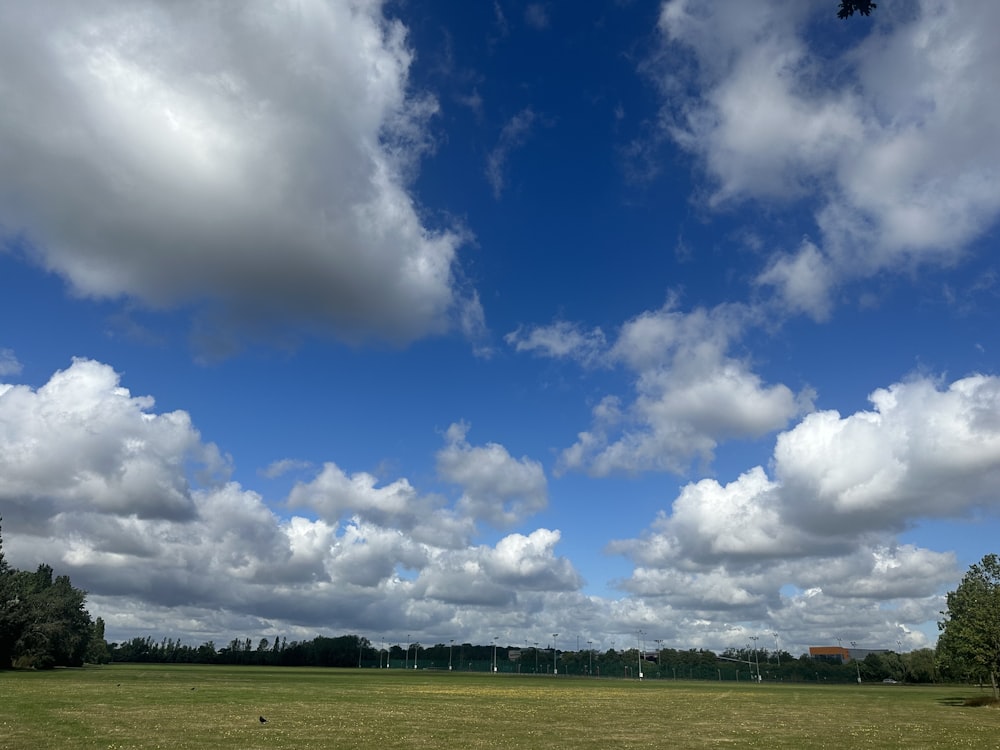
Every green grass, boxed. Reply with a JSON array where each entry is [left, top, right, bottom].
[[2, 665, 1000, 749]]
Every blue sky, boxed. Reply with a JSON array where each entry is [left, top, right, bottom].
[[2, 0, 1000, 657]]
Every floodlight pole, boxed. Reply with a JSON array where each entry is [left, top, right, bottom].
[[588, 640, 593, 677], [772, 632, 780, 668], [449, 639, 454, 671], [405, 634, 410, 670], [637, 629, 644, 680], [553, 634, 559, 675], [851, 641, 861, 684]]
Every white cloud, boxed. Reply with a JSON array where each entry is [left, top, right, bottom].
[[260, 458, 313, 479], [615, 373, 1000, 569], [486, 108, 538, 198], [775, 374, 1000, 534], [0, 358, 227, 525], [0, 0, 475, 348], [557, 301, 810, 475], [0, 348, 21, 376], [608, 372, 1000, 648], [657, 0, 1000, 313], [437, 422, 548, 527], [0, 359, 584, 646], [756, 241, 835, 322], [286, 462, 473, 549], [504, 321, 608, 365], [418, 529, 581, 606]]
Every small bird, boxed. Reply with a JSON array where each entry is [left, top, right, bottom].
[[259, 716, 268, 724]]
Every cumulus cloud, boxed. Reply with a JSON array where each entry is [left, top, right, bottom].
[[756, 240, 835, 322], [545, 301, 810, 476], [436, 422, 548, 527], [609, 372, 1000, 647], [0, 359, 585, 645], [616, 373, 1000, 565], [0, 358, 227, 526], [0, 0, 477, 348], [286, 461, 473, 549], [656, 0, 1000, 313], [776, 374, 1000, 534]]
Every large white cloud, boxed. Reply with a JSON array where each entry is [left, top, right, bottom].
[[657, 0, 1000, 315], [0, 358, 227, 525], [0, 359, 583, 646], [615, 373, 1000, 566], [609, 373, 1000, 648], [776, 374, 1000, 534], [0, 0, 478, 347]]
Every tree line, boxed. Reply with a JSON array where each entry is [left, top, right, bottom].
[[102, 634, 945, 685]]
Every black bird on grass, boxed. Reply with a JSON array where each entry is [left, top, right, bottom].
[[259, 716, 268, 724]]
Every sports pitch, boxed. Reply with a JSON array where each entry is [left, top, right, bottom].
[[2, 664, 999, 749]]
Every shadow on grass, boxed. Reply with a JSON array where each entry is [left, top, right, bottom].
[[937, 695, 1000, 708]]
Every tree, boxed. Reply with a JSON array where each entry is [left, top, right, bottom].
[[0, 522, 95, 669], [86, 617, 111, 664], [0, 519, 17, 666], [838, 1, 877, 18], [938, 554, 1000, 698]]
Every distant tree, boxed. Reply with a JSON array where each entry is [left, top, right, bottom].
[[85, 616, 111, 664], [904, 648, 937, 683], [838, 1, 877, 18], [938, 554, 1000, 698]]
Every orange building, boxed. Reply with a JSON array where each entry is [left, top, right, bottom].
[[809, 645, 850, 663]]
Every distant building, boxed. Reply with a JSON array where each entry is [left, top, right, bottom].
[[508, 649, 521, 662], [809, 645, 890, 663]]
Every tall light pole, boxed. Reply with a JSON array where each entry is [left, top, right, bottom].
[[449, 639, 454, 671], [772, 632, 780, 668], [749, 636, 760, 682], [534, 642, 539, 673], [850, 641, 862, 684], [492, 636, 498, 673], [637, 630, 645, 680], [405, 634, 410, 670], [552, 634, 559, 675], [588, 640, 593, 677]]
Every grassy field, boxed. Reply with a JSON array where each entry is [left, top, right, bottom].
[[2, 665, 1000, 749]]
